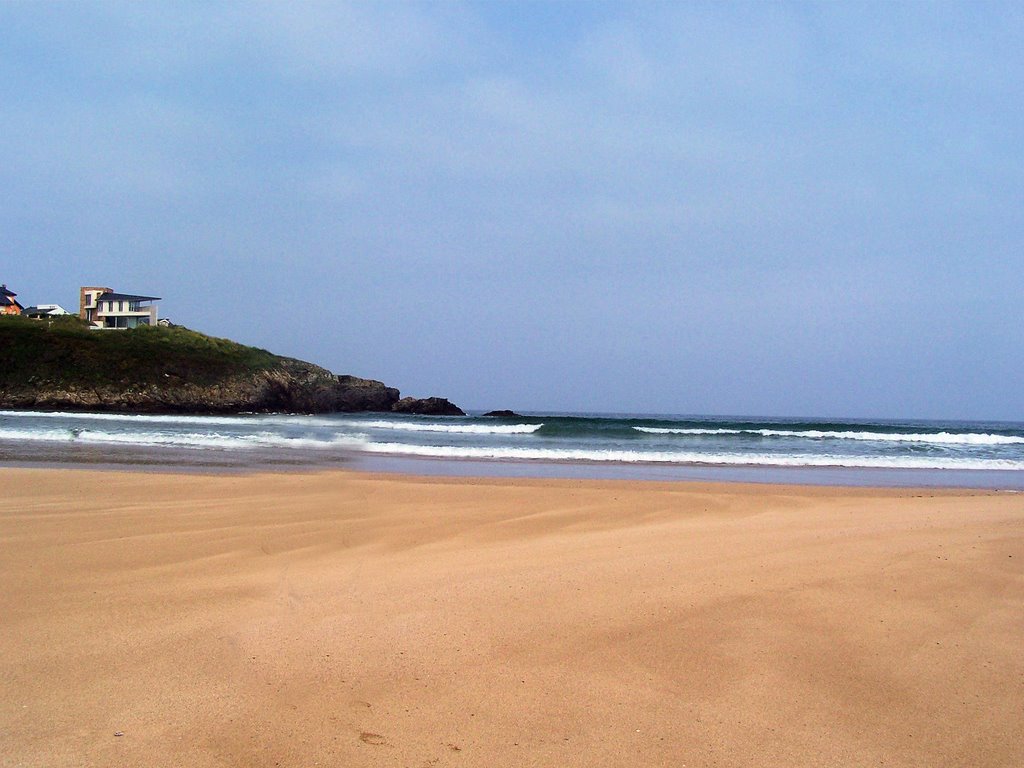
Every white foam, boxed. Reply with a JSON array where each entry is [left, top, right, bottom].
[[0, 427, 366, 451], [633, 426, 1024, 446], [351, 420, 542, 435], [360, 442, 1024, 471], [0, 410, 546, 435], [0, 409, 329, 428], [2, 424, 1021, 471]]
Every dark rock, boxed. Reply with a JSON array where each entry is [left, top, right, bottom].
[[392, 397, 465, 416], [0, 362, 403, 415], [247, 367, 401, 413], [483, 410, 521, 418], [331, 375, 400, 412]]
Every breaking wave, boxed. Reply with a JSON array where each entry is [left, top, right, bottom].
[[360, 441, 1024, 471], [633, 426, 1024, 446], [351, 420, 542, 435], [0, 427, 367, 451], [2, 410, 1022, 481], [0, 410, 328, 428]]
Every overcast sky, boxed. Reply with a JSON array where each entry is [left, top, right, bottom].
[[2, 2, 1022, 419]]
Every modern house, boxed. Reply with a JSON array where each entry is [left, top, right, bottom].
[[79, 286, 161, 329], [23, 304, 71, 319], [1, 284, 23, 315]]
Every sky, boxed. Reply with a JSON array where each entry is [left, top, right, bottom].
[[2, 1, 1022, 420]]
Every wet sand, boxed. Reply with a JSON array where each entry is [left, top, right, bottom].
[[2, 467, 1022, 767]]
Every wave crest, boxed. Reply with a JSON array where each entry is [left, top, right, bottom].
[[352, 420, 542, 435], [361, 441, 1024, 470], [0, 427, 367, 451], [633, 426, 1024, 445]]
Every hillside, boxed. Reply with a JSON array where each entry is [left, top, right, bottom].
[[0, 315, 459, 414]]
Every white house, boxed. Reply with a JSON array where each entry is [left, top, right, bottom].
[[79, 286, 161, 329], [23, 304, 71, 319]]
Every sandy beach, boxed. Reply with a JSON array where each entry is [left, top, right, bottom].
[[2, 467, 1022, 767]]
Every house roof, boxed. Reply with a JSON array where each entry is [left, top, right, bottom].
[[23, 305, 69, 316], [0, 295, 21, 307], [97, 292, 161, 302], [1, 284, 16, 297]]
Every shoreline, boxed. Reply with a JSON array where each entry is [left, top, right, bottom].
[[1, 462, 1008, 494], [3, 409, 1024, 490], [3, 440, 1024, 490], [3, 466, 1022, 767]]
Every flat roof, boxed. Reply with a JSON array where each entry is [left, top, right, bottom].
[[98, 292, 161, 302]]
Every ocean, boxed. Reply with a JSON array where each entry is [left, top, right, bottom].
[[1, 409, 1023, 488]]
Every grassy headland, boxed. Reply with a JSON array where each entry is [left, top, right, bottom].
[[0, 315, 402, 413], [0, 315, 280, 388]]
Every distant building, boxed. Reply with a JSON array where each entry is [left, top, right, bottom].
[[23, 304, 71, 319], [79, 286, 161, 329], [1, 284, 23, 315]]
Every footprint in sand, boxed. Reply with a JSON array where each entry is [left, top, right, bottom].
[[359, 731, 388, 746]]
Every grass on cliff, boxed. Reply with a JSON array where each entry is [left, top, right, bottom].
[[0, 315, 283, 388]]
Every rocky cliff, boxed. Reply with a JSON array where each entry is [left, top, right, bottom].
[[0, 316, 459, 415]]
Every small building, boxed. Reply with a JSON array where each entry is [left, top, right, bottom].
[[1, 284, 23, 315], [23, 304, 72, 319], [79, 286, 161, 329]]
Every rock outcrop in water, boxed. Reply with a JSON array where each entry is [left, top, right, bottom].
[[0, 315, 458, 415], [392, 396, 465, 416]]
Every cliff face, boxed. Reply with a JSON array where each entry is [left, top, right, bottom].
[[0, 356, 401, 414], [0, 317, 454, 415]]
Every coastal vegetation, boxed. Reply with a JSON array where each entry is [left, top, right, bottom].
[[0, 315, 461, 414], [0, 314, 279, 388]]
